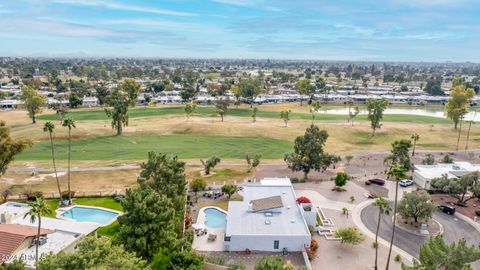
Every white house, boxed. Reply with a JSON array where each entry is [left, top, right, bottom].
[[413, 161, 480, 189], [0, 202, 99, 269], [224, 178, 311, 252]]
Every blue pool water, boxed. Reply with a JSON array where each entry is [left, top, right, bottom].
[[204, 208, 227, 228], [61, 206, 119, 225]]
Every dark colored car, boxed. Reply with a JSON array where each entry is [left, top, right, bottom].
[[438, 204, 456, 215], [367, 178, 386, 186]]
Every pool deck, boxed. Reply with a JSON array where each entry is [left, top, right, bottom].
[[56, 205, 122, 226], [192, 206, 227, 252]]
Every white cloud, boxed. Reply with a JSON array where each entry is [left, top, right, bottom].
[[211, 0, 257, 7], [51, 0, 196, 16]]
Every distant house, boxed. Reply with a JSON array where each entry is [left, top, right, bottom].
[[413, 162, 480, 189], [224, 178, 311, 252], [0, 202, 99, 269]]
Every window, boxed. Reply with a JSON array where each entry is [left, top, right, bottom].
[[274, 240, 279, 250]]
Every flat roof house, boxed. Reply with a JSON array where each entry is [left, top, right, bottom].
[[0, 202, 99, 269], [413, 161, 480, 189], [224, 178, 311, 252]]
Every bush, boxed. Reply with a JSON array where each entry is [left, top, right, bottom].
[[23, 190, 43, 201], [296, 196, 311, 204], [394, 254, 401, 262], [310, 239, 319, 252], [61, 190, 75, 201]]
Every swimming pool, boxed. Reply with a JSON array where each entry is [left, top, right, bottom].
[[61, 206, 120, 226], [204, 208, 227, 228]]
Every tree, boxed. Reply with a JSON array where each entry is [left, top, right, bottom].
[[24, 197, 52, 267], [20, 85, 47, 124], [0, 259, 25, 270], [442, 154, 453, 163], [424, 79, 444, 96], [189, 178, 207, 199], [184, 103, 197, 120], [401, 235, 480, 270], [221, 184, 237, 199], [349, 106, 360, 126], [43, 122, 62, 201], [95, 84, 109, 106], [215, 99, 230, 122], [117, 187, 177, 260], [373, 197, 391, 270], [280, 110, 291, 127], [422, 154, 435, 165], [254, 256, 284, 270], [0, 121, 31, 178], [348, 106, 360, 127], [168, 250, 204, 270], [201, 156, 221, 175], [398, 190, 436, 223], [38, 236, 146, 270], [386, 164, 408, 270], [335, 227, 364, 245], [333, 172, 349, 188], [62, 118, 75, 205], [365, 99, 389, 135], [251, 107, 258, 123], [68, 92, 83, 108], [431, 173, 478, 205], [105, 80, 140, 135], [245, 154, 261, 172], [411, 133, 420, 156], [446, 85, 475, 129], [296, 79, 315, 105], [384, 139, 412, 172], [284, 125, 340, 179], [137, 152, 187, 213], [310, 101, 321, 123], [238, 77, 263, 107], [345, 155, 353, 164]]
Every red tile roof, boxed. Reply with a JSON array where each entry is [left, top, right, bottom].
[[0, 224, 54, 262]]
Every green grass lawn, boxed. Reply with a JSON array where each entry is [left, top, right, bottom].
[[37, 106, 452, 124], [18, 135, 292, 160], [44, 197, 122, 238]]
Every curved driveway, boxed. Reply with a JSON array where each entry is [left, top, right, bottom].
[[361, 203, 480, 257]]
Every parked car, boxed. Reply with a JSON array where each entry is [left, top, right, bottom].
[[399, 179, 413, 187], [438, 204, 456, 215], [367, 178, 386, 186]]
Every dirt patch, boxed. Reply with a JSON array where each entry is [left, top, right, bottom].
[[431, 195, 480, 220]]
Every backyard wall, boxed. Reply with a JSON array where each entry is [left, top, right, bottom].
[[226, 234, 311, 252]]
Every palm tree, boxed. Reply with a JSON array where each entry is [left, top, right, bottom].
[[310, 101, 321, 124], [385, 164, 407, 270], [43, 122, 62, 203], [62, 118, 76, 205], [24, 197, 52, 267], [373, 197, 392, 270], [410, 133, 420, 156]]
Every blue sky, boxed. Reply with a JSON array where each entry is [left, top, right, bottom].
[[1, 0, 479, 61]]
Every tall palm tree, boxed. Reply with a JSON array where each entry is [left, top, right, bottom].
[[24, 197, 52, 267], [43, 121, 62, 203], [410, 133, 419, 157], [373, 197, 392, 270], [385, 164, 407, 270], [62, 118, 76, 205]]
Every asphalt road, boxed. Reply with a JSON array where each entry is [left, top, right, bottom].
[[360, 203, 480, 257]]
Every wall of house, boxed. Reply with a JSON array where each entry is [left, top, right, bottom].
[[413, 171, 431, 189], [226, 234, 311, 252]]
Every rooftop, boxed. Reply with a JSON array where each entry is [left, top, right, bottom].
[[225, 178, 310, 237], [414, 161, 480, 179]]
